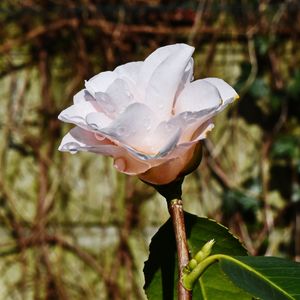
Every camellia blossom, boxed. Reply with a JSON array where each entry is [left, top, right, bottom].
[[58, 44, 238, 185]]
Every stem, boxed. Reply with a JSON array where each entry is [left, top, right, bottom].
[[168, 199, 192, 300]]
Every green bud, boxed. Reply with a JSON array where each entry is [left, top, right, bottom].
[[188, 258, 198, 270], [195, 239, 215, 263]]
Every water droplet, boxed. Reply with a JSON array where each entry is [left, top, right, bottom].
[[187, 117, 197, 124], [66, 142, 79, 154], [165, 123, 175, 132], [105, 103, 115, 113], [116, 126, 126, 136], [181, 112, 197, 124], [95, 133, 105, 141], [89, 123, 99, 130], [114, 158, 126, 172], [143, 117, 151, 131], [182, 112, 190, 120]]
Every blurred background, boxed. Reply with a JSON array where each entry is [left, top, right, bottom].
[[0, 0, 300, 299]]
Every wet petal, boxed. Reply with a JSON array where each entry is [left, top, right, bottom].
[[58, 101, 100, 129], [99, 103, 160, 152], [86, 112, 113, 131], [59, 127, 150, 174], [97, 79, 135, 116], [138, 141, 200, 185], [73, 89, 95, 104], [175, 79, 222, 114], [147, 121, 182, 154], [143, 44, 194, 119], [85, 71, 118, 97]]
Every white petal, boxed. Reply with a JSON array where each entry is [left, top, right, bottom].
[[138, 44, 182, 92], [86, 112, 113, 130], [138, 44, 194, 91], [59, 127, 151, 174], [58, 127, 105, 151], [144, 44, 195, 119], [114, 61, 143, 84], [58, 101, 100, 129], [147, 122, 182, 155], [203, 77, 238, 105], [175, 58, 194, 98], [73, 89, 95, 104], [177, 109, 218, 142], [85, 71, 118, 97], [97, 79, 134, 116], [175, 79, 222, 114], [100, 103, 160, 152]]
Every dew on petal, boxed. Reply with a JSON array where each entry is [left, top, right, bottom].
[[89, 123, 99, 130], [143, 117, 151, 131], [116, 126, 127, 136], [95, 133, 105, 141], [114, 158, 126, 172], [165, 123, 175, 132], [65, 142, 80, 154], [104, 103, 116, 113]]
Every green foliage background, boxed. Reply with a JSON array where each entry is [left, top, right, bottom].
[[0, 1, 299, 299]]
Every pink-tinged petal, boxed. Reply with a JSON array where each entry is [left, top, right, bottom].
[[138, 141, 201, 185], [73, 89, 95, 104], [59, 127, 150, 174], [203, 77, 238, 105], [175, 79, 222, 115], [114, 61, 143, 84], [97, 79, 134, 116], [99, 103, 160, 152], [144, 44, 195, 119], [58, 101, 101, 129], [190, 120, 215, 141], [85, 71, 118, 97], [58, 127, 112, 153]]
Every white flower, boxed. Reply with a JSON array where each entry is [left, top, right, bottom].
[[58, 44, 238, 185]]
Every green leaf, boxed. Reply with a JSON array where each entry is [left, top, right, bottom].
[[143, 212, 251, 299], [220, 256, 300, 300]]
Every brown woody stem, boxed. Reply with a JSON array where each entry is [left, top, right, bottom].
[[168, 199, 192, 300]]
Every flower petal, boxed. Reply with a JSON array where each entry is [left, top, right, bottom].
[[94, 79, 134, 117], [58, 126, 111, 151], [143, 44, 195, 119], [73, 89, 95, 104], [175, 79, 222, 114], [138, 45, 181, 92], [59, 127, 150, 174], [58, 101, 101, 129], [203, 77, 238, 105], [138, 141, 200, 185], [86, 111, 113, 131], [99, 103, 160, 152], [146, 122, 182, 155], [114, 61, 143, 84], [174, 57, 194, 99], [85, 71, 118, 97]]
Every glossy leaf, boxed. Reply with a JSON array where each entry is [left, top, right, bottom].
[[220, 256, 300, 300], [143, 212, 250, 299]]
